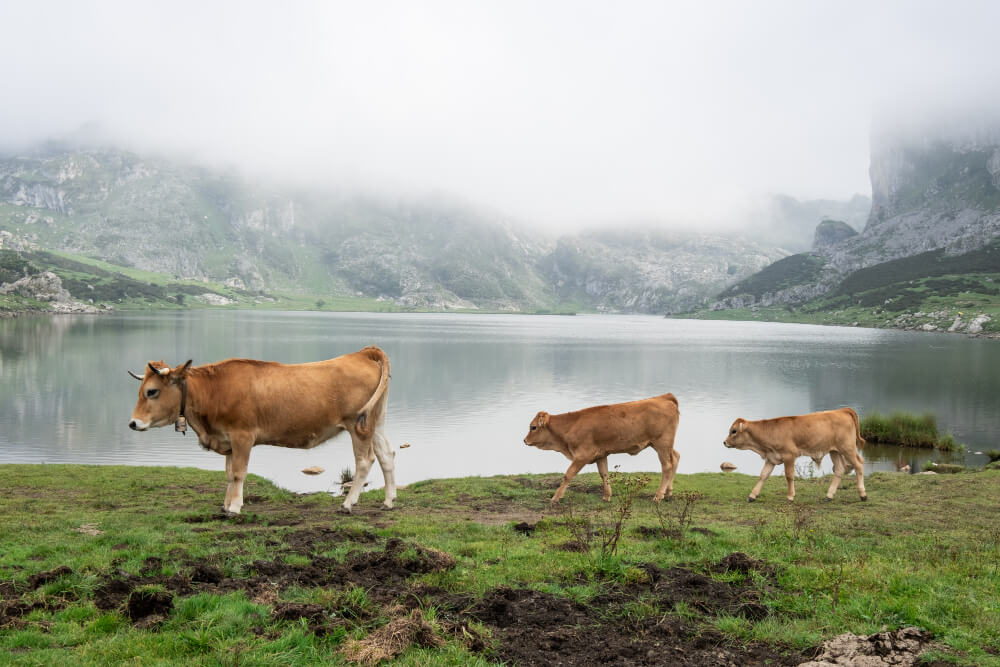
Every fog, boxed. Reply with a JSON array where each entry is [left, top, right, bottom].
[[2, 0, 999, 229]]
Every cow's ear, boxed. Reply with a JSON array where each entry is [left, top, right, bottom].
[[736, 419, 747, 433], [171, 360, 193, 383], [537, 411, 550, 428]]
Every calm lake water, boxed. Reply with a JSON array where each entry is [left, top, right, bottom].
[[0, 311, 995, 493]]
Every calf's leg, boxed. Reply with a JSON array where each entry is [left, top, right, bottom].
[[596, 456, 611, 501], [652, 443, 679, 502], [748, 460, 775, 502], [783, 458, 796, 501], [825, 451, 846, 501], [552, 459, 587, 503], [852, 451, 867, 501]]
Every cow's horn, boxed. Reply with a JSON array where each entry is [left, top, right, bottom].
[[128, 370, 143, 381], [148, 363, 170, 376]]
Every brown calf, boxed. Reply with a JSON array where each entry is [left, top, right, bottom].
[[723, 407, 866, 502], [128, 346, 394, 514], [523, 393, 680, 503]]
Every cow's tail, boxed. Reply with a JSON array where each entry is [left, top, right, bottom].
[[847, 407, 866, 462], [355, 346, 390, 438]]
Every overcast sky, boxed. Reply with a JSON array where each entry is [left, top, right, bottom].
[[2, 1, 999, 229]]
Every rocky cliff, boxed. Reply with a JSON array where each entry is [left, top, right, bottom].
[[0, 144, 791, 313], [713, 123, 1000, 310]]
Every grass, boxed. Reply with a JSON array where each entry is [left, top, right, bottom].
[[860, 411, 964, 451], [1, 464, 999, 664]]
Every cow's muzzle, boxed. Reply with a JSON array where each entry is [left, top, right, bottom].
[[129, 419, 149, 431]]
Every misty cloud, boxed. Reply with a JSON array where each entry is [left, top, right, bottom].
[[2, 0, 999, 229]]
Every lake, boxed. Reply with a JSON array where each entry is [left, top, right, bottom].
[[0, 311, 995, 494]]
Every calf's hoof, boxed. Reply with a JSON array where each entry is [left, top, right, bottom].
[[338, 505, 352, 515], [860, 495, 868, 502], [824, 497, 833, 503], [747, 496, 756, 503], [381, 503, 395, 511]]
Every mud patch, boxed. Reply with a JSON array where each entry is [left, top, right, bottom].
[[190, 564, 224, 584], [125, 590, 174, 622], [800, 626, 936, 666], [27, 565, 73, 589], [512, 521, 536, 536], [463, 586, 800, 666]]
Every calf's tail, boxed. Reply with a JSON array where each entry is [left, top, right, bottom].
[[847, 407, 866, 461], [355, 346, 390, 438]]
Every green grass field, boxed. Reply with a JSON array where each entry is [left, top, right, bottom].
[[1, 464, 998, 665]]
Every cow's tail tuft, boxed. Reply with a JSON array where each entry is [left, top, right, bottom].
[[356, 346, 390, 438]]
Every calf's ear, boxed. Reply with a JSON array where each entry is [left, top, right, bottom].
[[536, 411, 550, 428], [737, 419, 747, 433]]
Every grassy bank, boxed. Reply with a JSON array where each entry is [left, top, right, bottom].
[[861, 412, 963, 451], [1, 465, 999, 665]]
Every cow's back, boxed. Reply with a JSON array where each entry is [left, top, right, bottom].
[[558, 393, 679, 455], [200, 350, 385, 447]]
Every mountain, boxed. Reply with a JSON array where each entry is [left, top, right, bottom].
[[0, 144, 788, 314], [749, 193, 870, 253], [705, 122, 1000, 334]]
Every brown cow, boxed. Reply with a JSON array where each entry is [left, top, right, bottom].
[[723, 407, 866, 503], [523, 394, 680, 503], [128, 346, 394, 514]]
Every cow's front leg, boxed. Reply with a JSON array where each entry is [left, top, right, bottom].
[[342, 434, 375, 513], [596, 456, 611, 501], [372, 431, 396, 510], [551, 459, 586, 503], [223, 453, 235, 512], [783, 458, 796, 501], [225, 438, 252, 515], [748, 461, 775, 502]]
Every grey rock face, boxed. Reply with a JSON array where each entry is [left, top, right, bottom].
[[0, 271, 71, 302], [812, 219, 858, 250]]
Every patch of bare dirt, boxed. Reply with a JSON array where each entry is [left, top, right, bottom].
[[27, 565, 73, 589], [798, 626, 937, 666], [459, 585, 802, 667]]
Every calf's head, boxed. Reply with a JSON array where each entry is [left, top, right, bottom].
[[128, 360, 192, 431], [523, 411, 556, 449], [723, 418, 752, 449]]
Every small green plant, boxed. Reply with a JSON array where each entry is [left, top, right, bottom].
[[340, 467, 354, 484], [596, 468, 648, 559], [654, 490, 705, 542], [986, 450, 1000, 463]]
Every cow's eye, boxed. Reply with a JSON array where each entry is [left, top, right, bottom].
[[730, 429, 735, 434], [530, 426, 537, 431], [146, 388, 159, 399]]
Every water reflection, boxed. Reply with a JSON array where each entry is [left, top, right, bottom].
[[0, 312, 995, 493]]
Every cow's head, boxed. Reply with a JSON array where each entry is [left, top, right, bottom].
[[723, 418, 751, 449], [128, 360, 192, 431], [523, 411, 555, 448]]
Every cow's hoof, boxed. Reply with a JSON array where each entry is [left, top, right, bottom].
[[747, 496, 756, 503], [860, 495, 868, 502], [380, 503, 395, 511], [824, 497, 833, 502], [338, 506, 352, 515], [601, 496, 611, 502]]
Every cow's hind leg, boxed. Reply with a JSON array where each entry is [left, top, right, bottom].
[[223, 453, 235, 512], [372, 430, 396, 509], [596, 456, 611, 501], [749, 461, 776, 502], [226, 438, 252, 515], [783, 458, 796, 501], [652, 442, 679, 502], [825, 451, 846, 501], [342, 433, 376, 513], [853, 451, 867, 501]]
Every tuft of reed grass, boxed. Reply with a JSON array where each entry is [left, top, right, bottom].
[[860, 411, 962, 451]]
